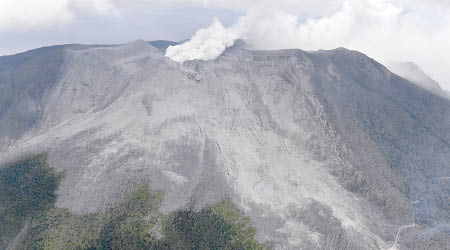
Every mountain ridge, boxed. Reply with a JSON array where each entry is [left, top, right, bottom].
[[0, 40, 449, 250], [386, 61, 449, 100]]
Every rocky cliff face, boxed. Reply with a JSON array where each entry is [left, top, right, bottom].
[[0, 40, 449, 250]]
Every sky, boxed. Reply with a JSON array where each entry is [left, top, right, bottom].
[[1, 0, 449, 90]]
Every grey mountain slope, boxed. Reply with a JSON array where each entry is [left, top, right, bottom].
[[0, 45, 67, 141], [312, 49, 450, 230], [0, 41, 449, 250], [0, 43, 121, 143], [148, 40, 179, 49], [386, 61, 449, 99]]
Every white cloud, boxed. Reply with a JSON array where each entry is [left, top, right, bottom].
[[68, 0, 118, 16], [0, 0, 71, 31], [0, 0, 346, 32], [0, 0, 117, 31], [1, 0, 449, 31]]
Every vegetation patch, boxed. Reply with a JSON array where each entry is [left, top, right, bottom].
[[0, 153, 62, 248], [1, 154, 267, 250], [157, 200, 267, 250], [88, 184, 163, 250]]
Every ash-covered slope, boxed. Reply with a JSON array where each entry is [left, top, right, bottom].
[[0, 40, 449, 250]]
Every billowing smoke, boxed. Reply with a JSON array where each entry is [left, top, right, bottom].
[[164, 8, 268, 63], [165, 18, 241, 63], [165, 0, 450, 91]]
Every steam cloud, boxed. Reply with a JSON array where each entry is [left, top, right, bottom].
[[165, 18, 241, 63], [164, 0, 450, 91]]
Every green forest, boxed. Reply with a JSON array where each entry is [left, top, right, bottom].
[[0, 154, 268, 250]]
